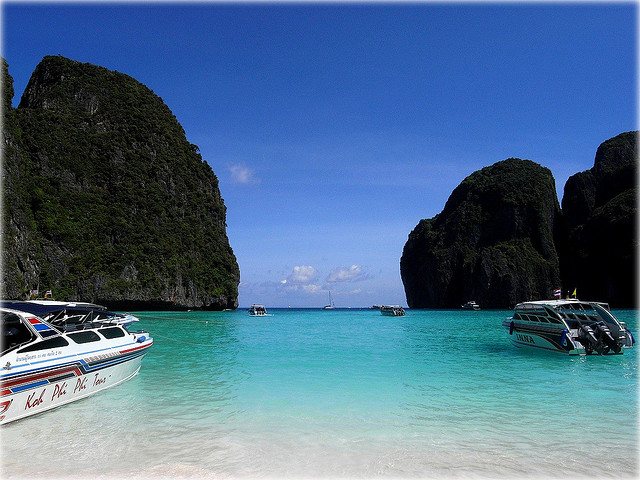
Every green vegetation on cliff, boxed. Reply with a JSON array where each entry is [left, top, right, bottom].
[[2, 56, 239, 309]]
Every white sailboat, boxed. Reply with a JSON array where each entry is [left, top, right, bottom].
[[323, 291, 335, 310]]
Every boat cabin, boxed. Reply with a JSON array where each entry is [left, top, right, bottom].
[[513, 300, 617, 329]]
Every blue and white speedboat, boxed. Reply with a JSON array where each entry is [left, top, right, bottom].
[[503, 299, 634, 355], [0, 305, 152, 424]]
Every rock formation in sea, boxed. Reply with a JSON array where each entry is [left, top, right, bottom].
[[1, 56, 240, 310], [401, 132, 637, 309], [401, 158, 562, 309], [559, 131, 637, 307]]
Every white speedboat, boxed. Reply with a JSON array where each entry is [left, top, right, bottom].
[[0, 306, 152, 424], [380, 305, 406, 316], [249, 304, 267, 316], [503, 299, 634, 355]]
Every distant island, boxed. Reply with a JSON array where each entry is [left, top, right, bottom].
[[401, 131, 637, 309], [1, 55, 240, 310]]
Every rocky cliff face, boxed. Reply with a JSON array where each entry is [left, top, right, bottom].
[[401, 159, 562, 309], [2, 56, 240, 310], [401, 133, 637, 309], [559, 131, 637, 307]]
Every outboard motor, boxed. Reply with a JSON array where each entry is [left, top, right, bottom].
[[593, 322, 621, 354], [577, 325, 598, 355]]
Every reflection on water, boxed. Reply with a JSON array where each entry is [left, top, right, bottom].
[[2, 309, 637, 478]]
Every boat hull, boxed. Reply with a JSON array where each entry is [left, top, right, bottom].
[[502, 321, 585, 355], [380, 306, 405, 316], [0, 341, 151, 425]]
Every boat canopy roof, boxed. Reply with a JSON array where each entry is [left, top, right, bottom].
[[515, 299, 610, 311], [1, 300, 108, 317]]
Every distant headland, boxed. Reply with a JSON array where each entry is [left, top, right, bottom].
[[401, 131, 637, 308]]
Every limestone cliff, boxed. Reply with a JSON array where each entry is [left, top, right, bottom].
[[559, 131, 637, 307], [2, 56, 240, 310], [401, 133, 637, 309], [400, 159, 562, 308]]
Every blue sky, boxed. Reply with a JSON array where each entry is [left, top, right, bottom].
[[3, 3, 637, 308]]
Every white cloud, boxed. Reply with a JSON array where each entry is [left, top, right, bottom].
[[229, 164, 260, 184], [326, 265, 371, 283], [285, 265, 318, 285], [302, 284, 322, 294]]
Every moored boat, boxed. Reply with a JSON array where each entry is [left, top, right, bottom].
[[380, 305, 406, 316], [0, 306, 152, 424], [462, 301, 480, 310], [503, 299, 634, 355], [249, 304, 268, 316], [323, 292, 335, 310]]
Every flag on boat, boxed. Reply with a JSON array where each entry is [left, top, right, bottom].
[[571, 288, 577, 298], [553, 289, 561, 298], [45, 289, 52, 297], [30, 289, 38, 296]]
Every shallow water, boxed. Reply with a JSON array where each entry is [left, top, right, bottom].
[[2, 308, 637, 478]]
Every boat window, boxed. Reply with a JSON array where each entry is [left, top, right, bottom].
[[68, 331, 101, 344], [537, 317, 549, 323], [527, 315, 538, 322], [17, 336, 69, 353], [98, 327, 126, 339], [547, 318, 562, 324], [38, 329, 60, 338], [2, 312, 37, 354]]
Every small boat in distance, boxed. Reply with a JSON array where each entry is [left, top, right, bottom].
[[323, 292, 335, 310], [380, 305, 406, 316], [249, 304, 268, 316], [502, 299, 634, 355], [0, 306, 152, 424], [462, 301, 480, 310]]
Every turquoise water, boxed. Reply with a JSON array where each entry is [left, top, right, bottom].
[[3, 308, 638, 478]]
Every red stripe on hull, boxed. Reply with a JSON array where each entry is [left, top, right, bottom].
[[1, 365, 83, 389], [120, 341, 153, 354]]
